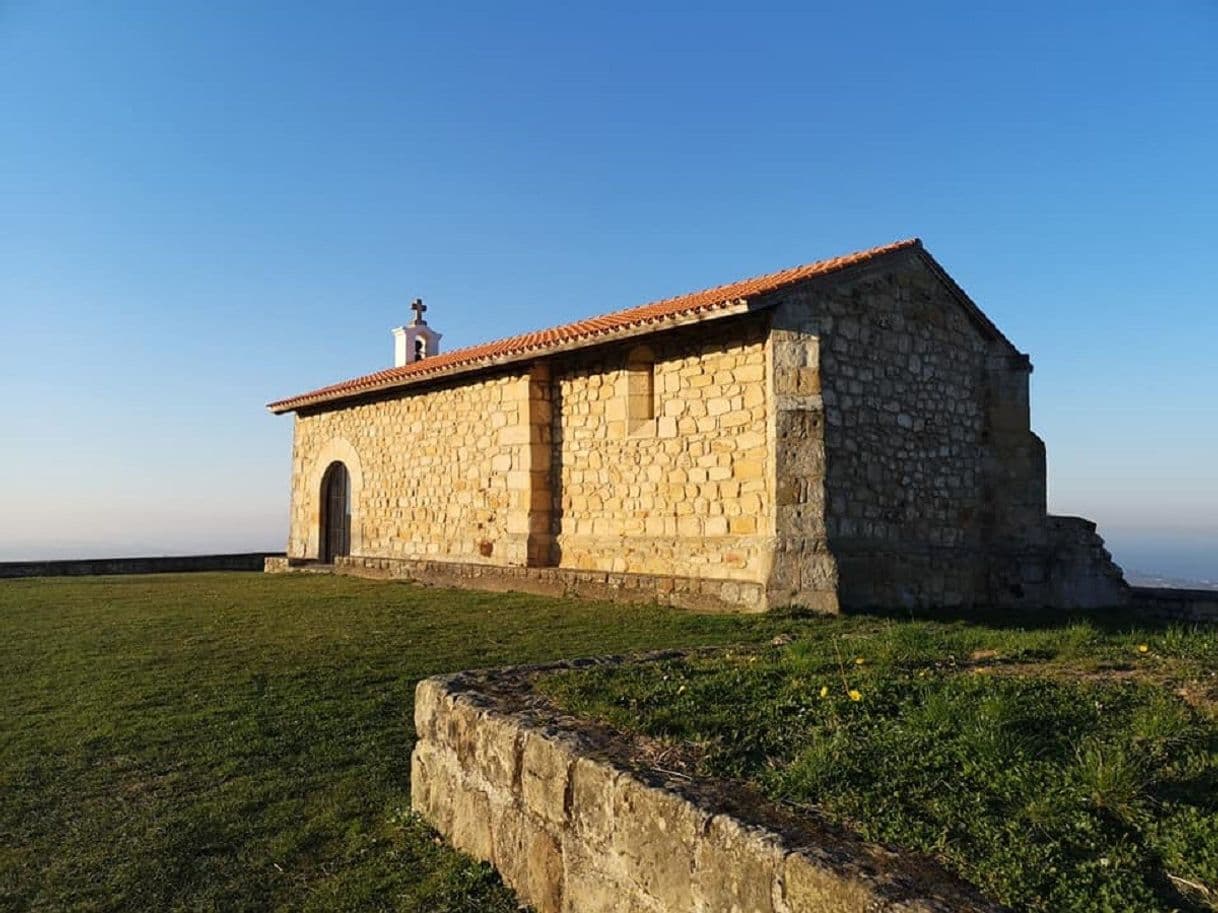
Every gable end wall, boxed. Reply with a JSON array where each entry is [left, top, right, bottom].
[[765, 253, 1049, 609]]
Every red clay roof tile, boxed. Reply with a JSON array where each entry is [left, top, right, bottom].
[[268, 238, 921, 413]]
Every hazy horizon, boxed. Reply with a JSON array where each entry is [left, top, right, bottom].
[[2, 3, 1215, 581], [2, 525, 1215, 586]]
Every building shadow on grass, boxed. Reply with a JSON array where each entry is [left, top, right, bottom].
[[774, 602, 1207, 634]]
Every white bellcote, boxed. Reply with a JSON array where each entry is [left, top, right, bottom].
[[392, 297, 443, 367]]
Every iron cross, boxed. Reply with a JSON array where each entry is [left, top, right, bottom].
[[411, 297, 427, 323]]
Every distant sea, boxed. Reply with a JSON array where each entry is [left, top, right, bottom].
[[1104, 534, 1218, 590]]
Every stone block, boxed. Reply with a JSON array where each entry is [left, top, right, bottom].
[[611, 775, 707, 910], [677, 517, 703, 537], [522, 730, 577, 827], [782, 849, 871, 912], [736, 460, 765, 480], [795, 367, 821, 395], [497, 424, 531, 446], [565, 754, 613, 847], [444, 696, 484, 765], [489, 800, 531, 897], [735, 363, 765, 383], [449, 784, 494, 862], [562, 856, 653, 913], [527, 827, 565, 913], [412, 676, 447, 741], [474, 711, 523, 792], [693, 815, 785, 913], [730, 515, 757, 535], [410, 741, 457, 835]]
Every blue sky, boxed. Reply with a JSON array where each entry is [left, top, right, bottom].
[[2, 2, 1215, 578]]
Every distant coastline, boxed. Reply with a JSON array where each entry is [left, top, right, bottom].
[[1126, 570, 1218, 592]]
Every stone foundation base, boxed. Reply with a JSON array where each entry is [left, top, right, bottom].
[[266, 554, 771, 613], [265, 531, 1141, 615]]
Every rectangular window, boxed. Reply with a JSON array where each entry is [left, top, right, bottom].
[[626, 346, 656, 431]]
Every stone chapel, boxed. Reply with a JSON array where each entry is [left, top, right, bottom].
[[266, 239, 1128, 612]]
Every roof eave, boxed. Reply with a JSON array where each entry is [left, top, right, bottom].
[[267, 297, 761, 415]]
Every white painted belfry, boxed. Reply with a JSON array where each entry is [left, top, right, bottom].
[[392, 298, 443, 367]]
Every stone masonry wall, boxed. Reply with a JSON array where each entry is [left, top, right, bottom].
[[288, 370, 538, 566], [550, 318, 772, 584], [411, 664, 1004, 913], [287, 318, 774, 593], [763, 255, 1050, 609]]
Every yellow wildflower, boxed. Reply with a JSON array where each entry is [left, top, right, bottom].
[[848, 689, 862, 702], [854, 656, 866, 666], [819, 685, 829, 698], [1137, 644, 1150, 654]]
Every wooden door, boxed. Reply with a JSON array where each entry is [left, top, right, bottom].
[[320, 462, 351, 563]]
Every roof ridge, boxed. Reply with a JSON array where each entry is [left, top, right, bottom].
[[269, 238, 920, 413]]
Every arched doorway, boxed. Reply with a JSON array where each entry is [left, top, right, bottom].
[[319, 461, 351, 563]]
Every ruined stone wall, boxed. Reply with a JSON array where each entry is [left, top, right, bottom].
[[550, 318, 772, 584], [287, 370, 537, 566], [1042, 516, 1129, 608]]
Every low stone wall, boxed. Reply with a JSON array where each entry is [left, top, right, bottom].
[[1132, 586, 1218, 624], [411, 660, 1005, 913], [0, 552, 283, 579], [266, 554, 768, 613]]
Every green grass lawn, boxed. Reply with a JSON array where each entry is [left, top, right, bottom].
[[0, 572, 793, 913], [3, 574, 1214, 912], [541, 615, 1218, 913]]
